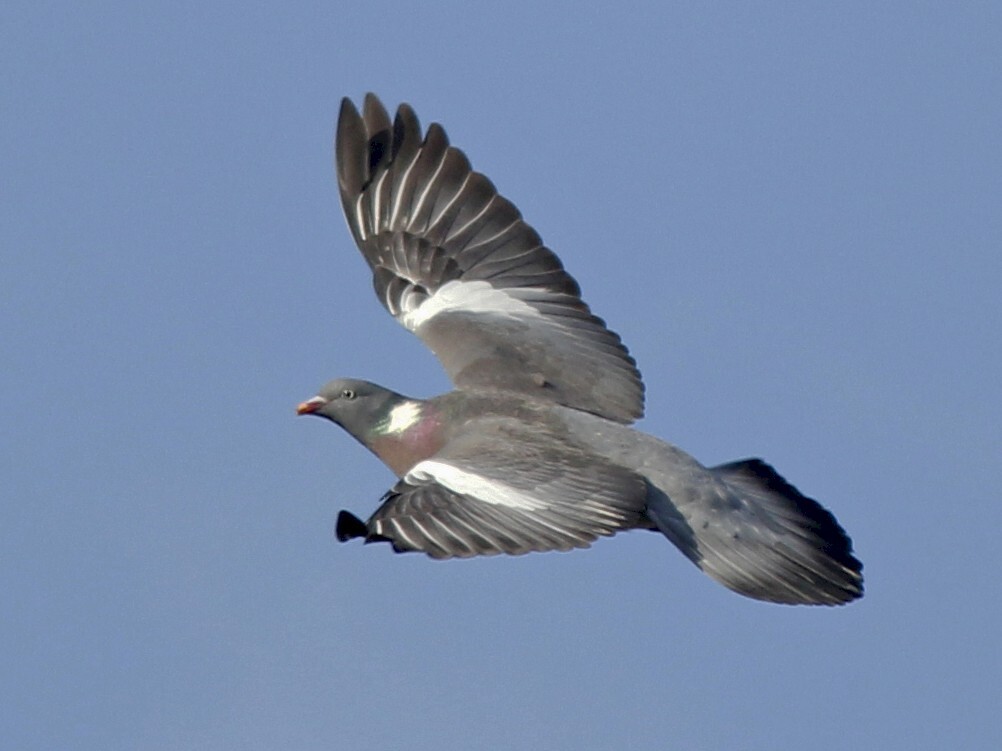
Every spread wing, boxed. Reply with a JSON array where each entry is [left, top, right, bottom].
[[336, 420, 650, 558], [335, 94, 644, 424]]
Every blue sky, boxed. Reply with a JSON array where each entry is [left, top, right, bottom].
[[3, 2, 1000, 749]]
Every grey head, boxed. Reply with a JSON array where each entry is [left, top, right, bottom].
[[297, 378, 414, 446]]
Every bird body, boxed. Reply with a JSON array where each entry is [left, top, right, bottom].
[[299, 94, 864, 606]]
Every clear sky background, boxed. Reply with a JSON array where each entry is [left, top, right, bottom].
[[3, 2, 1000, 750]]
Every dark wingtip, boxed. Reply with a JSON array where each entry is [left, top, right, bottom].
[[339, 95, 357, 115], [335, 97, 364, 198], [361, 94, 391, 136], [392, 102, 421, 162], [336, 96, 361, 142], [362, 91, 384, 116], [335, 510, 369, 542]]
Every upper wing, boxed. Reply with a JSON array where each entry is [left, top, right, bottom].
[[336, 420, 650, 558], [335, 94, 644, 424]]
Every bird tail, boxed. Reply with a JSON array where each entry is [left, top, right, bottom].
[[647, 459, 863, 605]]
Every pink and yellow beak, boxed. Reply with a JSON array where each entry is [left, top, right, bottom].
[[296, 395, 327, 415]]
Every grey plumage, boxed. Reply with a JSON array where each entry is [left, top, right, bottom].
[[300, 95, 864, 606]]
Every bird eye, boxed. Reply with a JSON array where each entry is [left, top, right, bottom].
[[340, 388, 356, 400]]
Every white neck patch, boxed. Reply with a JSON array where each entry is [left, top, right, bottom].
[[384, 400, 423, 434]]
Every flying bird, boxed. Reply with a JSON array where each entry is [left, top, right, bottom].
[[298, 94, 863, 606]]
